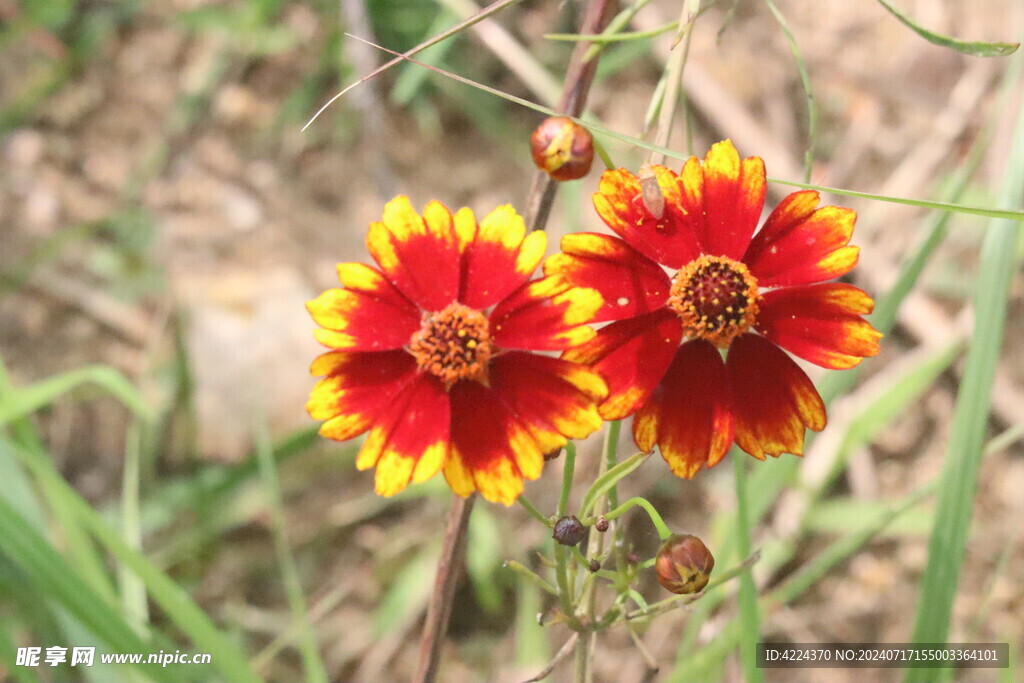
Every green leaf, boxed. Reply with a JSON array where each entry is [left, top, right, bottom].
[[0, 365, 151, 426], [731, 454, 763, 683], [255, 417, 327, 683], [352, 41, 1024, 224], [0, 497, 187, 683], [910, 49, 1024, 658], [577, 451, 651, 519], [11, 443, 260, 683], [875, 0, 1019, 57], [374, 550, 436, 636], [466, 505, 503, 613]]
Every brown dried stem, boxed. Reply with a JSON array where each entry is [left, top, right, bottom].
[[412, 494, 476, 683], [524, 0, 619, 229]]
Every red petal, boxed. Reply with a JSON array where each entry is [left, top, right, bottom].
[[307, 273, 420, 351], [727, 334, 826, 459], [307, 350, 417, 441], [444, 380, 542, 505], [564, 308, 683, 420], [543, 233, 671, 323], [633, 340, 734, 478], [695, 140, 766, 259], [355, 372, 450, 497], [756, 283, 882, 369], [366, 197, 460, 311], [490, 352, 606, 455], [458, 205, 548, 309], [490, 276, 602, 351], [743, 191, 859, 287], [593, 167, 701, 268]]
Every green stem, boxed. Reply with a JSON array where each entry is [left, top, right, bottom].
[[732, 454, 763, 683], [505, 560, 559, 596], [591, 136, 616, 170], [590, 497, 672, 541], [546, 20, 678, 43], [558, 441, 577, 518], [553, 544, 576, 621], [577, 451, 651, 520], [518, 495, 552, 526], [602, 421, 621, 513]]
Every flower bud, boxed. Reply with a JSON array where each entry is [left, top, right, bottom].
[[595, 517, 609, 532], [654, 534, 715, 595], [552, 515, 586, 546], [530, 116, 594, 181], [588, 559, 601, 573]]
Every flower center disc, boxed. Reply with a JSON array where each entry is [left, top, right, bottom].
[[409, 302, 494, 384], [668, 255, 760, 348]]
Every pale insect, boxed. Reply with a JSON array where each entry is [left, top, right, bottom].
[[637, 162, 665, 220]]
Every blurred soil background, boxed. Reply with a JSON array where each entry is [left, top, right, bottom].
[[0, 0, 1022, 681]]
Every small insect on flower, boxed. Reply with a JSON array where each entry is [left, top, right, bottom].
[[530, 116, 594, 181], [546, 140, 882, 480], [655, 534, 715, 595], [635, 162, 665, 220]]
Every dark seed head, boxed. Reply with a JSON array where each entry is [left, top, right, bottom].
[[595, 518, 610, 532], [552, 516, 586, 546]]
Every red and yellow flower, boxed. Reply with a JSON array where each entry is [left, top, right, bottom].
[[545, 140, 881, 478], [306, 196, 607, 505]]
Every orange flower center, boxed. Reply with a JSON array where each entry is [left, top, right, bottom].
[[409, 302, 494, 384], [668, 255, 760, 348]]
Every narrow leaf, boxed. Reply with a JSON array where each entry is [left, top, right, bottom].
[[349, 35, 1024, 224], [875, 0, 1018, 57]]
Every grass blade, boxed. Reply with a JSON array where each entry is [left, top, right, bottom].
[[763, 0, 817, 181], [11, 442, 260, 683], [731, 453, 763, 683], [909, 60, 1024, 654], [875, 0, 1018, 57], [254, 416, 328, 683], [347, 35, 1024, 224], [0, 496, 187, 683], [0, 365, 150, 426]]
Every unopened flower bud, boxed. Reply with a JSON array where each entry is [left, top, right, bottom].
[[595, 518, 609, 532], [530, 116, 593, 181], [654, 534, 715, 595], [552, 515, 586, 546], [588, 559, 600, 573]]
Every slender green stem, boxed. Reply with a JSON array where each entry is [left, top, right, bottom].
[[650, 0, 700, 163], [589, 497, 672, 541], [518, 495, 552, 526], [602, 421, 622, 514], [591, 136, 616, 170], [357, 39, 1024, 222], [553, 544, 576, 621], [578, 451, 651, 520], [583, 0, 659, 62], [763, 0, 817, 182], [558, 441, 577, 518], [505, 560, 559, 596], [546, 21, 678, 43], [732, 454, 763, 683], [119, 421, 148, 631]]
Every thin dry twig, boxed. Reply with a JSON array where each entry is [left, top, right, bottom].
[[412, 495, 476, 683], [521, 633, 579, 683], [524, 0, 619, 229], [304, 0, 526, 130]]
